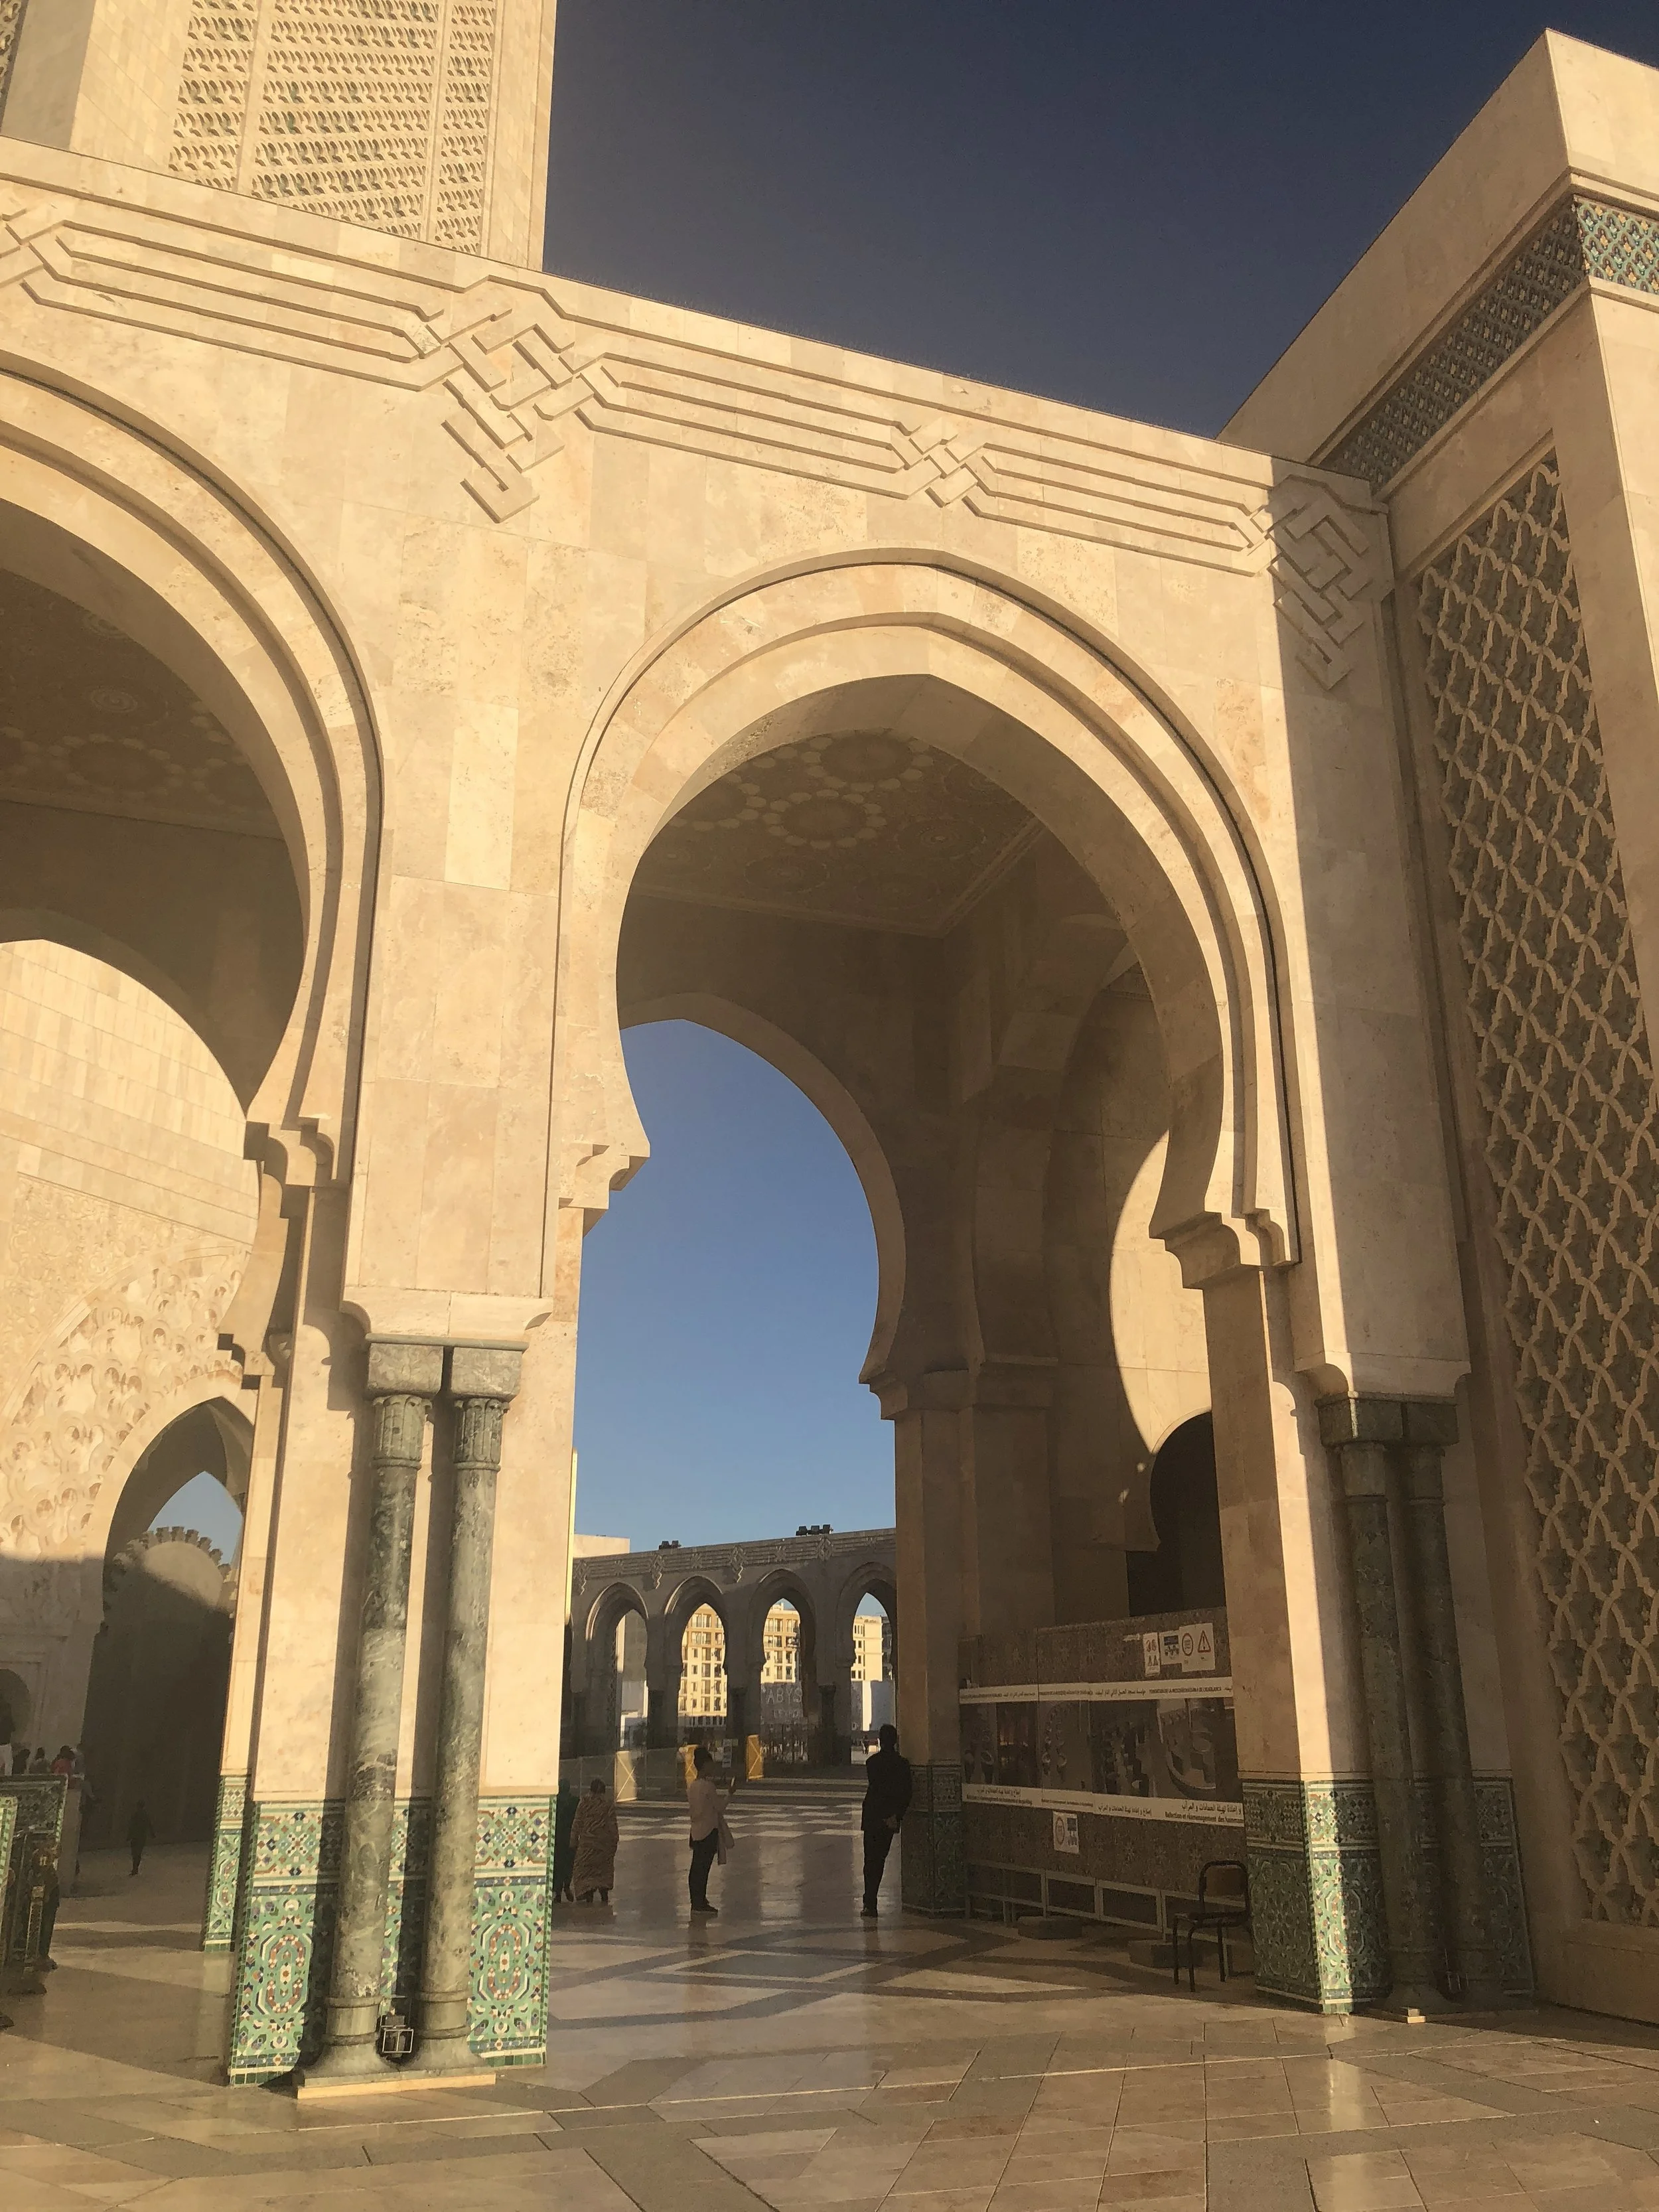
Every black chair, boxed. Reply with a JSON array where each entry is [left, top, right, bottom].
[[1171, 1860, 1251, 1990]]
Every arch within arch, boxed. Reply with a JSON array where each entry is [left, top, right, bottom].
[[0, 1245, 249, 1562], [553, 561, 1293, 1299], [618, 996, 904, 1388], [0, 372, 379, 1182]]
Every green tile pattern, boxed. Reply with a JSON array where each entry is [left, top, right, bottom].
[[1327, 197, 1659, 490], [225, 1798, 340, 2082], [224, 1790, 554, 2081], [0, 1777, 66, 1972], [1244, 1778, 1390, 2012], [468, 1796, 552, 2065], [902, 1762, 965, 1914], [1477, 1774, 1536, 1998], [200, 1772, 247, 1953]]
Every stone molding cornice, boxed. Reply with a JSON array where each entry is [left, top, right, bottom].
[[1321, 194, 1659, 492], [0, 161, 1380, 690]]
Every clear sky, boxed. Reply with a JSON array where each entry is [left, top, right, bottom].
[[545, 1, 1659, 436], [548, 5, 1659, 1548], [572, 1023, 889, 1550]]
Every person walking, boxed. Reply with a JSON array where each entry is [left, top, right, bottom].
[[127, 1800, 155, 1876], [569, 1778, 618, 1903], [860, 1722, 912, 1917], [686, 1745, 732, 1917], [551, 1777, 580, 1904]]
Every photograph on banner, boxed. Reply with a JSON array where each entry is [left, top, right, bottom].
[[961, 1692, 1240, 1818]]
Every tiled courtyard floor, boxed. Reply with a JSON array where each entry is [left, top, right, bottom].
[[5, 1782, 1659, 2209]]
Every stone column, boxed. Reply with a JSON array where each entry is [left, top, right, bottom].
[[1400, 1402, 1504, 2004], [408, 1343, 520, 2078], [1319, 1396, 1448, 2016], [309, 1338, 441, 2083], [891, 1374, 968, 1912], [961, 1366, 1055, 1637]]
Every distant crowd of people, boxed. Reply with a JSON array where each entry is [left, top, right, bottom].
[[1, 1745, 157, 1874], [0, 1742, 79, 1778], [548, 1722, 914, 1921]]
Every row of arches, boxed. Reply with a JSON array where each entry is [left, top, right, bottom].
[[570, 1554, 899, 1767]]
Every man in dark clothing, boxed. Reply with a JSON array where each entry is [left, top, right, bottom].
[[860, 1723, 912, 1917], [127, 1801, 155, 1876]]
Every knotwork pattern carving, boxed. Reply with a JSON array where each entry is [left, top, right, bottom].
[[1417, 455, 1659, 1925], [0, 1246, 245, 1558]]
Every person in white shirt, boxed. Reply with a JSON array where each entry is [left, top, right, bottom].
[[685, 1745, 731, 1917]]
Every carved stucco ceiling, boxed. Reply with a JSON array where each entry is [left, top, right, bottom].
[[0, 571, 281, 839], [632, 729, 1041, 934]]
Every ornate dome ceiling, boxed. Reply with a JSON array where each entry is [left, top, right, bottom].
[[0, 571, 281, 840], [632, 729, 1041, 935]]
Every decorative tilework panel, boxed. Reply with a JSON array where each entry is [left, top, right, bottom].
[[1418, 461, 1659, 1928], [225, 1792, 555, 2079], [469, 1795, 552, 2065], [0, 1795, 15, 1967], [226, 1799, 340, 2082], [1244, 1779, 1389, 2011], [201, 1772, 248, 1953], [1476, 1775, 1536, 1997], [902, 1763, 966, 1915], [0, 1777, 66, 1973], [1327, 198, 1659, 490], [380, 1796, 431, 2010]]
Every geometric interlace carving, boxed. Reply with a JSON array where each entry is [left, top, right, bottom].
[[1417, 455, 1659, 1925], [169, 0, 498, 250]]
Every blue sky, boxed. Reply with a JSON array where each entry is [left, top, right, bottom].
[[546, 1, 1659, 437], [572, 1024, 889, 1549]]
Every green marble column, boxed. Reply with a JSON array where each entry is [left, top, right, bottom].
[[307, 1338, 441, 2083], [1319, 1396, 1448, 2017], [407, 1343, 520, 2076], [1400, 1402, 1504, 2005]]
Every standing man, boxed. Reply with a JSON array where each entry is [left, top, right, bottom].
[[686, 1745, 731, 1917], [860, 1723, 911, 1918], [127, 1800, 155, 1876]]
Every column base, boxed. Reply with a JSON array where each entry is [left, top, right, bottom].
[[296, 2065, 498, 2101], [901, 1763, 964, 1913], [296, 2042, 403, 2093], [1244, 1779, 1391, 2012]]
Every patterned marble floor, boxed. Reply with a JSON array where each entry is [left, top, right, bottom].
[[3, 1784, 1659, 2210]]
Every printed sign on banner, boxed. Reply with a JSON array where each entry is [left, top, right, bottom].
[[1179, 1621, 1216, 1675], [1053, 1810, 1080, 1854], [1142, 1632, 1162, 1678]]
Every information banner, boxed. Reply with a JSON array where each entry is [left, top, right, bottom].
[[958, 1686, 1242, 1826]]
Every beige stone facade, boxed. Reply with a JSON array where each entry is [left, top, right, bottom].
[[1, 5, 1658, 2072]]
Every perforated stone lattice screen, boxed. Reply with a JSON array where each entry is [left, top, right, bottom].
[[169, 0, 499, 247], [1416, 455, 1659, 1925], [0, 0, 27, 112]]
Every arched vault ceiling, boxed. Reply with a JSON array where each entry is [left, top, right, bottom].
[[633, 729, 1042, 936], [0, 571, 281, 840]]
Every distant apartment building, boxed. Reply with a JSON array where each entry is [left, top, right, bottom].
[[679, 1604, 726, 1722], [851, 1608, 894, 1738]]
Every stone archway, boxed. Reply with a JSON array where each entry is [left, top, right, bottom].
[[552, 553, 1468, 1953]]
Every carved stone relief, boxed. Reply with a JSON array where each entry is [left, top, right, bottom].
[[0, 1244, 246, 1559]]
